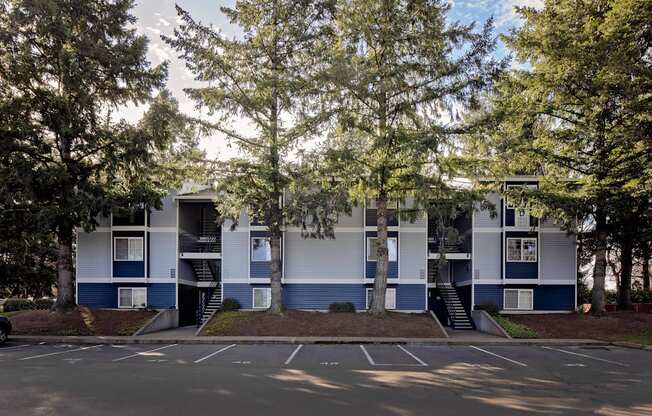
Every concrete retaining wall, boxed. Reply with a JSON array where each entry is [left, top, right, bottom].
[[471, 310, 511, 339], [135, 309, 179, 336]]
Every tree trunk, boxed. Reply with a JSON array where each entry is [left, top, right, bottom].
[[54, 236, 76, 311], [268, 232, 283, 314], [369, 194, 388, 315], [591, 213, 608, 315], [618, 236, 633, 309], [642, 243, 650, 292]]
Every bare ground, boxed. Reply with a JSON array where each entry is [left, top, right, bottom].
[[200, 310, 445, 337], [508, 311, 652, 341]]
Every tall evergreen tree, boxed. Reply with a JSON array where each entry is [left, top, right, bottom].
[[166, 0, 344, 314], [0, 0, 201, 310], [325, 0, 502, 314], [469, 0, 651, 314]]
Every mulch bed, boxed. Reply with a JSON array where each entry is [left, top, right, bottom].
[[201, 310, 445, 337], [9, 308, 156, 336], [508, 311, 652, 341]]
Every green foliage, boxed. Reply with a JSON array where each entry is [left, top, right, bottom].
[[33, 299, 55, 310], [221, 298, 241, 312], [468, 0, 652, 313], [493, 315, 537, 339], [0, 0, 202, 308], [3, 299, 35, 312], [328, 302, 356, 313], [324, 0, 503, 313]]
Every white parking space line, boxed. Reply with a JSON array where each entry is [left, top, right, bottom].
[[359, 345, 376, 366], [20, 345, 101, 361], [193, 344, 236, 364], [0, 344, 30, 351], [113, 344, 178, 362], [470, 346, 528, 367], [284, 344, 303, 365], [542, 346, 629, 367], [397, 345, 428, 367]]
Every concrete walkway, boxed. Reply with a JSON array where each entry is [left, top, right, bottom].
[[138, 325, 197, 339], [11, 334, 609, 346], [445, 328, 503, 340]]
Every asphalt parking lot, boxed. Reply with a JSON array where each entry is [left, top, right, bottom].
[[1, 341, 651, 415]]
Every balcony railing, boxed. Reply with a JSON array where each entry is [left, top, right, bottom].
[[179, 232, 221, 253]]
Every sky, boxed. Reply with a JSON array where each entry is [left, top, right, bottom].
[[124, 0, 543, 159]]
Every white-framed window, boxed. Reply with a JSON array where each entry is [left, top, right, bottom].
[[366, 199, 398, 209], [506, 238, 537, 262], [251, 237, 272, 262], [118, 287, 147, 309], [252, 287, 271, 309], [504, 289, 533, 310], [366, 288, 396, 310], [367, 237, 398, 262], [114, 237, 144, 261]]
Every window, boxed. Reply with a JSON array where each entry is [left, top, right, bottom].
[[251, 237, 272, 262], [366, 199, 398, 209], [252, 287, 271, 309], [367, 237, 398, 262], [118, 287, 147, 309], [507, 238, 537, 262], [366, 288, 396, 310], [114, 237, 143, 261], [504, 289, 533, 310], [514, 208, 530, 228], [505, 184, 537, 209]]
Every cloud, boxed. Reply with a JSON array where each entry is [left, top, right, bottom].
[[158, 18, 171, 27], [496, 0, 543, 28], [145, 26, 161, 35]]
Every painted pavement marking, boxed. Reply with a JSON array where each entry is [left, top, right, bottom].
[[113, 344, 177, 362], [470, 346, 528, 367], [284, 344, 303, 365], [397, 345, 428, 367], [193, 344, 237, 364], [542, 346, 629, 367], [20, 345, 101, 361]]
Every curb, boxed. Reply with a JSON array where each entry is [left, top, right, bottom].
[[611, 341, 652, 351], [10, 335, 608, 347], [428, 311, 449, 338]]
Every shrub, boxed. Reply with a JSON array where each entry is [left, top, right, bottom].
[[33, 298, 55, 310], [492, 315, 537, 339], [328, 302, 356, 313], [475, 301, 500, 316], [3, 298, 35, 312], [221, 298, 241, 312]]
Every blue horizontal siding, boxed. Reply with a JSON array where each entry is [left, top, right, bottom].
[[77, 283, 175, 309], [147, 283, 176, 308], [77, 283, 117, 308], [395, 284, 425, 310], [222, 283, 425, 311], [113, 261, 144, 277], [534, 285, 575, 310], [505, 208, 515, 227], [366, 261, 399, 279], [250, 261, 272, 278], [505, 262, 538, 279], [474, 284, 503, 309]]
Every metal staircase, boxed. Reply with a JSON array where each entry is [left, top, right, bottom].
[[199, 286, 222, 325], [438, 283, 474, 330], [189, 259, 217, 281]]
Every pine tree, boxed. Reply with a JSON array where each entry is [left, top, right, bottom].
[[166, 0, 345, 314], [325, 0, 502, 314], [0, 0, 201, 310], [469, 0, 651, 314]]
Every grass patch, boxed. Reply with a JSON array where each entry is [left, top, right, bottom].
[[493, 314, 538, 339], [0, 311, 23, 318], [200, 311, 253, 336], [613, 334, 652, 346]]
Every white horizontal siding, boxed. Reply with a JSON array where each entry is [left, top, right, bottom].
[[149, 232, 176, 279], [474, 192, 501, 228], [150, 195, 176, 227], [222, 230, 248, 279], [540, 233, 575, 282], [77, 232, 110, 278], [285, 232, 363, 279], [473, 232, 501, 280], [399, 231, 426, 279]]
